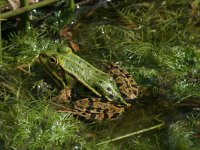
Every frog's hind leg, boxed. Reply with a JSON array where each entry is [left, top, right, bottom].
[[106, 64, 139, 103], [58, 98, 125, 121]]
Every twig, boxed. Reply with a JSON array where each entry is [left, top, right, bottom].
[[77, 0, 95, 6], [0, 0, 60, 20], [96, 123, 165, 146]]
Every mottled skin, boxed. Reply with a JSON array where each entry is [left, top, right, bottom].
[[39, 46, 138, 121], [106, 64, 138, 102]]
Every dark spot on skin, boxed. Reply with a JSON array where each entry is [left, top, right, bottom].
[[117, 98, 122, 103], [94, 86, 99, 91], [113, 102, 120, 107], [96, 107, 101, 113], [86, 107, 92, 113], [78, 105, 84, 110], [88, 98, 93, 101], [111, 113, 120, 119], [70, 104, 75, 109], [132, 84, 138, 88], [110, 80, 114, 84], [132, 89, 138, 95], [122, 93, 130, 100], [78, 61, 81, 64], [108, 94, 114, 99], [90, 113, 97, 120], [109, 64, 117, 69], [81, 112, 87, 116], [104, 113, 110, 119], [87, 99, 94, 107], [103, 108, 109, 114], [116, 82, 123, 87], [100, 97, 107, 102], [106, 87, 111, 91]]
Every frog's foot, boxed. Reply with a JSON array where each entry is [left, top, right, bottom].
[[57, 98, 126, 121], [106, 64, 139, 103], [52, 86, 72, 104]]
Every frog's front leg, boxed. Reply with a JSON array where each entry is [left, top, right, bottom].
[[57, 98, 126, 121], [52, 74, 77, 103], [52, 86, 72, 103]]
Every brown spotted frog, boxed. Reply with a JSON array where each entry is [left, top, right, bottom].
[[39, 46, 138, 121]]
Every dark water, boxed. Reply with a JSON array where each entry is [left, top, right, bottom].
[[93, 97, 185, 146]]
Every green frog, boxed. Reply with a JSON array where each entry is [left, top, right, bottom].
[[39, 46, 138, 121]]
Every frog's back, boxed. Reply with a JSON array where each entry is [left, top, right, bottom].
[[61, 53, 127, 105]]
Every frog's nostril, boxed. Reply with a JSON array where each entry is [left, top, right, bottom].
[[40, 53, 47, 57]]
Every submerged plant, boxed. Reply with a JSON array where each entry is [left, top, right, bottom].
[[1, 0, 200, 149], [166, 115, 200, 150], [0, 65, 87, 149]]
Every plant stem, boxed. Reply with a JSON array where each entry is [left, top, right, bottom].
[[96, 123, 165, 146], [20, 0, 30, 30], [0, 0, 60, 20], [69, 0, 75, 12], [0, 10, 1, 63]]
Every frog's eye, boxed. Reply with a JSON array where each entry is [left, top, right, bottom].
[[49, 55, 58, 66]]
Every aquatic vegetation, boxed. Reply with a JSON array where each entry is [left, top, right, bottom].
[[0, 0, 200, 149]]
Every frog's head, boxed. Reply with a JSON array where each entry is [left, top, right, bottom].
[[39, 46, 73, 88], [57, 45, 73, 54]]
